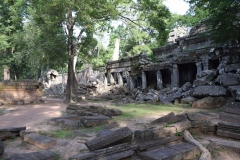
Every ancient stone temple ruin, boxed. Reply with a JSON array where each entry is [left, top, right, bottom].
[[0, 80, 43, 105], [104, 21, 240, 103]]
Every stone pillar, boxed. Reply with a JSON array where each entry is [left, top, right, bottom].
[[108, 72, 115, 85], [202, 59, 209, 70], [142, 70, 147, 89], [125, 72, 130, 88], [129, 76, 134, 90], [196, 62, 202, 75], [171, 64, 179, 88], [156, 70, 163, 89], [4, 68, 10, 81], [117, 72, 123, 86], [104, 76, 108, 88]]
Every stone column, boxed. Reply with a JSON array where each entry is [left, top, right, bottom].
[[117, 72, 123, 86], [108, 72, 115, 85], [156, 70, 163, 89], [104, 76, 108, 88], [4, 68, 10, 80], [125, 72, 130, 88], [129, 76, 134, 90], [171, 64, 179, 88], [202, 59, 209, 70], [196, 62, 202, 75], [142, 70, 147, 89]]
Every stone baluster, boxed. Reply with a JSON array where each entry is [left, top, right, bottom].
[[117, 72, 123, 86], [196, 62, 202, 75], [202, 59, 209, 70], [156, 70, 163, 89], [4, 68, 10, 81], [171, 64, 179, 88], [108, 72, 115, 85], [142, 70, 147, 89]]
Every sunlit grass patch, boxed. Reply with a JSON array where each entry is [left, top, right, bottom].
[[80, 125, 106, 134], [108, 103, 191, 120], [50, 130, 73, 138]]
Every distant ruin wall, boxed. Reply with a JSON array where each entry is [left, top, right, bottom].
[[0, 80, 42, 105]]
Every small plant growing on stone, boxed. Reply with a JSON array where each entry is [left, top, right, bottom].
[[175, 132, 183, 136]]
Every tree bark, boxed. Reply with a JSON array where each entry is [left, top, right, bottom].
[[65, 10, 78, 103]]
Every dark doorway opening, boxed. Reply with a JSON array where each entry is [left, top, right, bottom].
[[133, 76, 142, 88], [146, 71, 157, 89], [178, 63, 197, 86], [209, 59, 219, 70], [161, 69, 171, 88]]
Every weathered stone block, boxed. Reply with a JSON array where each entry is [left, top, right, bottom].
[[24, 133, 56, 149], [0, 126, 26, 140], [80, 115, 110, 127], [222, 102, 240, 115], [215, 140, 240, 153], [168, 142, 200, 160], [218, 121, 240, 132], [85, 127, 133, 151], [169, 119, 191, 132], [217, 129, 240, 140], [225, 63, 240, 72], [8, 150, 57, 160], [150, 112, 178, 125], [138, 136, 180, 151], [219, 112, 240, 122], [219, 74, 240, 86], [192, 96, 226, 109], [193, 86, 227, 97], [139, 147, 182, 160], [228, 85, 240, 100], [181, 96, 197, 104]]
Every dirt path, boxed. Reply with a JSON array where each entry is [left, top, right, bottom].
[[0, 97, 67, 129]]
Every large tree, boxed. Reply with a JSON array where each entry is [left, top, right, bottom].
[[185, 0, 240, 44], [30, 0, 119, 103]]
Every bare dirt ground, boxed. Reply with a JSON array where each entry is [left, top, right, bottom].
[[0, 97, 240, 160]]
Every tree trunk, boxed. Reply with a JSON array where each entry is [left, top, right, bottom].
[[65, 10, 79, 103], [61, 64, 65, 94]]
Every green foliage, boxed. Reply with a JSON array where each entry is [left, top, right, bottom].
[[80, 125, 106, 134], [185, 0, 240, 44], [175, 132, 183, 136]]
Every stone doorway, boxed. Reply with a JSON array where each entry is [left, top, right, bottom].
[[209, 59, 220, 70], [178, 63, 197, 86], [146, 71, 157, 89], [161, 69, 171, 88]]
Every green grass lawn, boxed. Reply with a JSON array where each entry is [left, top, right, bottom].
[[108, 103, 191, 121]]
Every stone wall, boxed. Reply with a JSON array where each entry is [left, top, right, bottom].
[[0, 80, 42, 105]]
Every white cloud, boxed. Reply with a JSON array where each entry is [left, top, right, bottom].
[[163, 0, 189, 15]]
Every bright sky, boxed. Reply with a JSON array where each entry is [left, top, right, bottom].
[[164, 0, 189, 15]]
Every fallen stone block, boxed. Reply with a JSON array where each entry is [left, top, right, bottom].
[[85, 127, 133, 151], [194, 70, 216, 86], [218, 121, 240, 133], [219, 74, 240, 87], [134, 127, 176, 142], [20, 130, 36, 138], [219, 112, 240, 122], [150, 112, 178, 126], [59, 119, 81, 129], [193, 86, 227, 97], [139, 146, 182, 160], [138, 136, 180, 151], [80, 115, 110, 127], [0, 140, 4, 155], [225, 63, 240, 72], [187, 112, 211, 121], [169, 119, 191, 132], [69, 143, 134, 160], [0, 126, 26, 140], [217, 129, 240, 140], [24, 133, 56, 149], [51, 114, 81, 121], [8, 150, 57, 160], [215, 139, 240, 153], [97, 129, 113, 137], [192, 97, 226, 109], [222, 102, 240, 115], [167, 142, 201, 160]]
